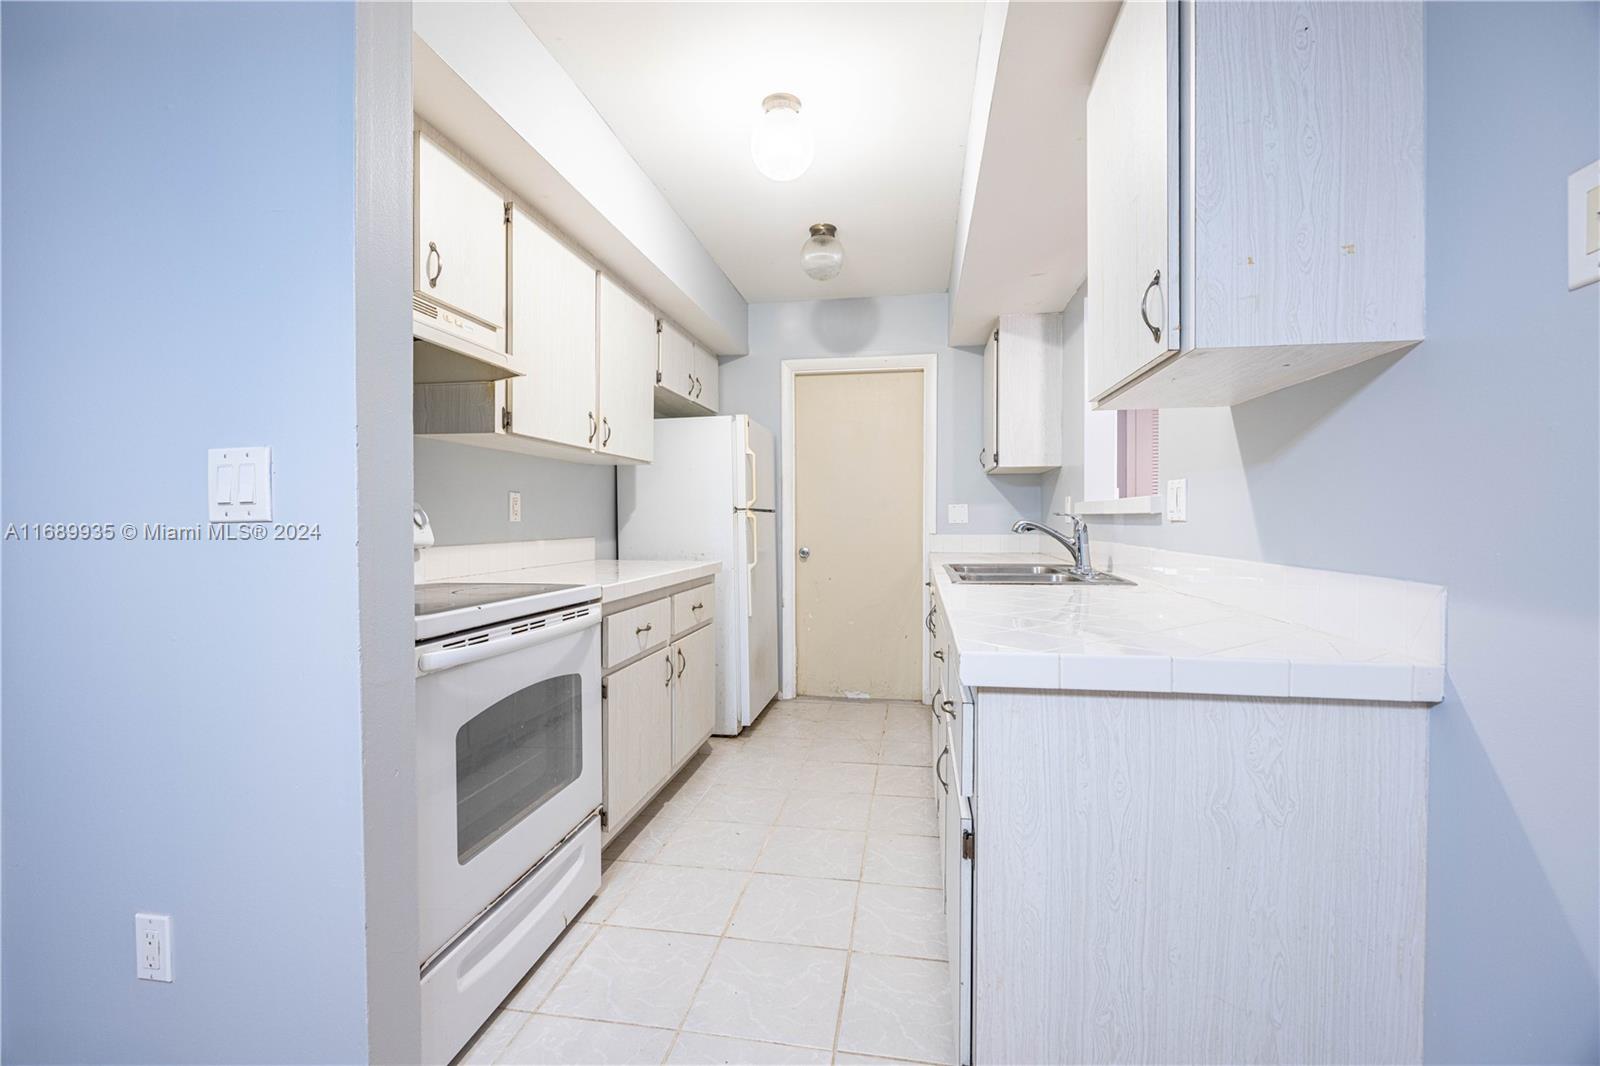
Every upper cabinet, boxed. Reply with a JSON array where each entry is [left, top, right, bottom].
[[1086, 1, 1425, 409], [982, 313, 1064, 474], [415, 205, 658, 466], [505, 206, 597, 451], [597, 276, 657, 463], [656, 320, 719, 417], [412, 132, 516, 382]]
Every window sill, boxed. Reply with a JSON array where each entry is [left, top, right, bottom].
[[1076, 495, 1164, 516]]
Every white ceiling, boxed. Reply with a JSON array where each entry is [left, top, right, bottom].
[[513, 2, 986, 304]]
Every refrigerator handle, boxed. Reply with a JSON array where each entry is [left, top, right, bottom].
[[745, 511, 757, 619], [744, 439, 758, 510]]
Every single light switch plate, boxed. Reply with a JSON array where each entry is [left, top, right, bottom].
[[508, 491, 522, 523], [135, 913, 173, 982], [947, 503, 969, 525], [208, 447, 271, 523], [1568, 161, 1600, 290], [1165, 478, 1188, 522]]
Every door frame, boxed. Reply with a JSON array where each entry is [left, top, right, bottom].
[[779, 354, 938, 701]]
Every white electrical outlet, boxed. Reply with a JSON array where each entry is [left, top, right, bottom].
[[1165, 478, 1188, 522], [947, 503, 969, 525], [508, 491, 522, 523], [135, 913, 172, 982]]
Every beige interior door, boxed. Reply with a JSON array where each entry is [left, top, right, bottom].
[[794, 370, 923, 700]]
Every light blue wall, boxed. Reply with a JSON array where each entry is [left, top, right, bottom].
[[3, 3, 385, 1060], [414, 440, 618, 557], [1084, 4, 1600, 1060], [719, 292, 1038, 544]]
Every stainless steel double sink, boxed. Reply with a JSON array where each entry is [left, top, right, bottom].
[[945, 562, 1135, 586]]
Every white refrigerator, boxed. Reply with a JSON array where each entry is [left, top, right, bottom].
[[618, 415, 778, 735]]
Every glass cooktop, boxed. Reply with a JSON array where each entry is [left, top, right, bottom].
[[414, 582, 582, 617]]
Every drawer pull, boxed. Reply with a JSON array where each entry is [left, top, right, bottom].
[[636, 623, 653, 635], [677, 647, 686, 678]]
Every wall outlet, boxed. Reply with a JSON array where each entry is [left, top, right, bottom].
[[508, 491, 522, 523], [947, 503, 969, 525], [135, 913, 172, 982], [1165, 479, 1188, 522]]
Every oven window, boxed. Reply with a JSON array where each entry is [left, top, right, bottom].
[[455, 673, 583, 864]]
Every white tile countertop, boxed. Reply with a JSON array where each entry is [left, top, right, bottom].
[[933, 549, 1446, 703], [415, 537, 718, 603], [452, 558, 720, 603]]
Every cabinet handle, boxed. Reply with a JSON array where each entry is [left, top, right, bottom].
[[933, 649, 944, 662], [425, 242, 442, 288], [941, 698, 956, 720], [602, 417, 612, 446], [588, 412, 597, 443], [931, 687, 942, 715], [665, 653, 673, 686], [1140, 269, 1163, 344], [979, 448, 987, 469], [636, 623, 652, 635], [936, 745, 950, 791], [691, 602, 704, 612], [925, 608, 936, 635], [677, 647, 686, 679]]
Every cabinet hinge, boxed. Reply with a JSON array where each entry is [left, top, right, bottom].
[[992, 450, 999, 465], [993, 329, 999, 342], [601, 679, 608, 700], [599, 805, 609, 829], [656, 370, 663, 384], [656, 320, 663, 335], [503, 202, 513, 223], [501, 405, 513, 432], [962, 827, 975, 861]]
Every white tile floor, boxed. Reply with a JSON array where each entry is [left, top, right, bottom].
[[456, 697, 952, 1066]]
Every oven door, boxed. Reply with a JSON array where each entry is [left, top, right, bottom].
[[416, 604, 602, 962]]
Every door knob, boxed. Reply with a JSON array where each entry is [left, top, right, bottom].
[[798, 547, 811, 559]]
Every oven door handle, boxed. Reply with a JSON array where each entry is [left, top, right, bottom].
[[416, 610, 599, 674]]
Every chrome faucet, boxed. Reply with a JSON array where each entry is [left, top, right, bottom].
[[1012, 515, 1094, 576]]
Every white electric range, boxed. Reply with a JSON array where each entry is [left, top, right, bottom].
[[414, 579, 604, 1063]]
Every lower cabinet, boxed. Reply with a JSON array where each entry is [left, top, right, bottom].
[[601, 577, 716, 838], [601, 647, 674, 831], [672, 624, 716, 763]]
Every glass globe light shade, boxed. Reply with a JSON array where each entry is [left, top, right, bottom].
[[752, 93, 813, 182], [801, 223, 844, 281]]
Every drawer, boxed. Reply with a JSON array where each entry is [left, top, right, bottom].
[[604, 598, 671, 668], [672, 585, 714, 636]]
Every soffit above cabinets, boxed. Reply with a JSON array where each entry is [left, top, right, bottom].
[[512, 1, 986, 303], [947, 1, 1118, 346]]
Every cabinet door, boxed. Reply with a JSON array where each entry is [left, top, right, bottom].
[[946, 773, 972, 1066], [980, 331, 998, 471], [671, 625, 716, 765], [598, 275, 657, 463], [1085, 0, 1179, 401], [415, 132, 507, 331], [694, 346, 719, 412], [507, 207, 597, 450], [657, 319, 697, 404], [603, 649, 674, 829]]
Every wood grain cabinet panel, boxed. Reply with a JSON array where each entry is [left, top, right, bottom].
[[506, 207, 597, 450], [1087, 0, 1425, 408], [969, 689, 1428, 1065], [598, 275, 657, 463], [981, 314, 1064, 474], [602, 649, 675, 833], [671, 624, 716, 765]]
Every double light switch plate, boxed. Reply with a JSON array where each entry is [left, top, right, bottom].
[[208, 447, 271, 523]]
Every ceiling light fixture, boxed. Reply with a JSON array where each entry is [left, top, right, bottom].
[[801, 223, 844, 281], [752, 92, 813, 182]]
